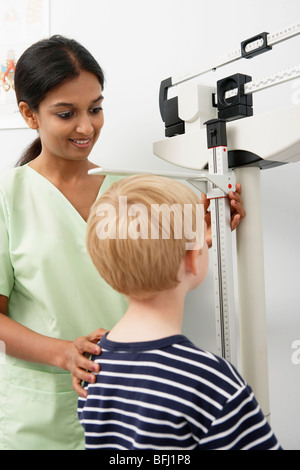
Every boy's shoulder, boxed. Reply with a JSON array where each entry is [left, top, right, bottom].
[[165, 336, 245, 387]]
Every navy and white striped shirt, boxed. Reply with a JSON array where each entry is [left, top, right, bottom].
[[77, 334, 281, 450]]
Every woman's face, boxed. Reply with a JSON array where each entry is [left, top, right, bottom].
[[32, 70, 104, 163]]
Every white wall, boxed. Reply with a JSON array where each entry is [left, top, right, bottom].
[[1, 0, 299, 449]]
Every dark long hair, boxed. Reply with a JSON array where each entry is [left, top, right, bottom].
[[15, 35, 105, 166]]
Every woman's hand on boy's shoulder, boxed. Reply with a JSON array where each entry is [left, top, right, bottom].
[[63, 328, 108, 397]]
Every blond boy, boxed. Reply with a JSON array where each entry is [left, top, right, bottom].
[[78, 175, 280, 450]]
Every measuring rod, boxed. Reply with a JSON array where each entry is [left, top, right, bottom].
[[203, 119, 236, 362]]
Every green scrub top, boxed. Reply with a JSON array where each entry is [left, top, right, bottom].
[[0, 165, 127, 450]]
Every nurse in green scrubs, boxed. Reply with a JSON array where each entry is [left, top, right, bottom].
[[0, 36, 246, 450], [0, 36, 129, 450]]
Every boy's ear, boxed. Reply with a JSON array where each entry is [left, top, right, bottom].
[[18, 102, 39, 130], [184, 247, 200, 276]]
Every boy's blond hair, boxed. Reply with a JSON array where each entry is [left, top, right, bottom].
[[86, 174, 204, 300]]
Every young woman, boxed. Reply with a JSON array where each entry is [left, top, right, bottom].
[[0, 36, 245, 450], [0, 35, 129, 450]]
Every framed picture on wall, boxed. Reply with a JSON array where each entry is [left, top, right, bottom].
[[0, 0, 50, 129]]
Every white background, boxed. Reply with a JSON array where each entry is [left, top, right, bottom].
[[0, 0, 299, 449]]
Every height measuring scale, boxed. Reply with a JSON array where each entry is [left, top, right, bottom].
[[90, 22, 300, 419]]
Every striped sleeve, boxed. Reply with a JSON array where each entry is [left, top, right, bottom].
[[199, 384, 281, 450]]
